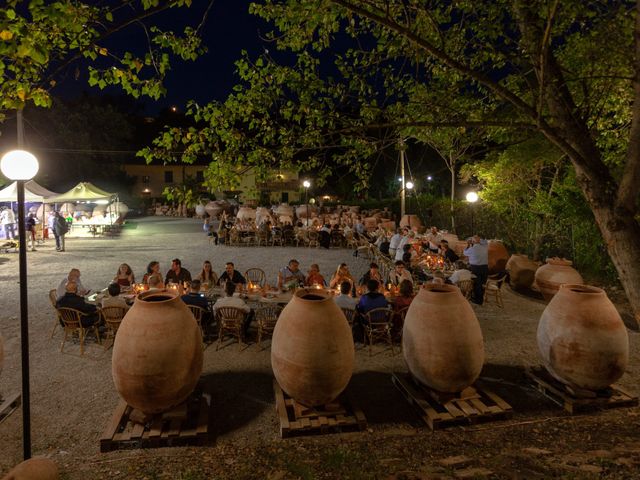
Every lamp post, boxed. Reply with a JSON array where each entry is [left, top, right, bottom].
[[302, 180, 311, 222], [1, 149, 39, 460], [466, 191, 479, 235]]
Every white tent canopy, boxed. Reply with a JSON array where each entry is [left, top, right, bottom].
[[44, 182, 115, 203], [0, 180, 59, 202]]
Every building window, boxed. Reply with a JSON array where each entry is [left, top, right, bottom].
[[281, 191, 289, 203], [164, 171, 173, 183], [196, 170, 204, 182], [142, 175, 150, 184]]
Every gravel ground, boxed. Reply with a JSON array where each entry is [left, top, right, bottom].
[[0, 216, 638, 479]]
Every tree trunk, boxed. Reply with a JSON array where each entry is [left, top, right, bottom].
[[449, 160, 456, 233]]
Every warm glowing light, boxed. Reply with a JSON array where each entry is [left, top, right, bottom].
[[466, 191, 479, 203], [406, 181, 414, 190], [303, 180, 311, 188], [1, 150, 39, 180]]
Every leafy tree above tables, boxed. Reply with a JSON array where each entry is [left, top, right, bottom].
[[0, 0, 206, 121]]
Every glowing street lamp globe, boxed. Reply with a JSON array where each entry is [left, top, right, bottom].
[[466, 191, 479, 203], [406, 181, 414, 190], [302, 180, 311, 189], [1, 150, 39, 180]]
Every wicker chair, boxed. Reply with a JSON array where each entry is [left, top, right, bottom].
[[363, 307, 395, 356], [57, 307, 101, 355], [271, 229, 284, 246], [484, 272, 507, 308], [255, 304, 282, 349], [341, 307, 356, 328], [187, 304, 209, 347], [256, 229, 270, 247], [101, 306, 127, 350], [245, 268, 267, 288], [392, 306, 409, 342], [49, 289, 60, 338], [307, 230, 319, 248], [456, 279, 474, 300], [216, 306, 247, 350]]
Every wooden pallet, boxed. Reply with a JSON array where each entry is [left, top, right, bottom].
[[100, 381, 211, 452], [525, 366, 639, 414], [273, 379, 367, 438], [392, 372, 513, 430], [0, 392, 21, 424]]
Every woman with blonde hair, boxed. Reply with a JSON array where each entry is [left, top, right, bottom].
[[329, 263, 355, 291]]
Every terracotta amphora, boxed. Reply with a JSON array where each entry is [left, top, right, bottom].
[[402, 284, 484, 393], [399, 215, 422, 230], [488, 240, 509, 274], [271, 288, 354, 406], [1, 458, 59, 480], [506, 254, 539, 290], [0, 332, 3, 381], [236, 206, 256, 221], [534, 257, 583, 301], [112, 291, 203, 415], [537, 284, 628, 390]]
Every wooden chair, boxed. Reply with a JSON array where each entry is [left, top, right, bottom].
[[392, 306, 409, 342], [57, 307, 101, 355], [283, 229, 295, 246], [255, 304, 282, 349], [49, 289, 60, 338], [341, 307, 356, 328], [484, 272, 507, 308], [101, 306, 127, 350], [345, 232, 359, 250], [456, 279, 474, 300], [330, 231, 344, 248], [256, 229, 270, 247], [245, 268, 267, 288], [363, 307, 395, 356], [228, 229, 241, 246], [216, 306, 247, 350], [271, 229, 284, 246], [187, 304, 208, 346], [307, 230, 319, 248]]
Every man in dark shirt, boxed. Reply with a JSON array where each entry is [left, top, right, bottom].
[[217, 262, 247, 287], [165, 258, 192, 285], [356, 279, 388, 315], [181, 280, 213, 330], [56, 281, 99, 327], [358, 263, 383, 288]]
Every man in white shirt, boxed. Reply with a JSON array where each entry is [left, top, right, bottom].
[[448, 261, 473, 284], [56, 268, 89, 300], [1, 207, 16, 240], [425, 226, 443, 253], [213, 282, 252, 335], [395, 230, 414, 261], [388, 260, 413, 286], [463, 235, 489, 304], [101, 283, 130, 310], [334, 281, 357, 310], [388, 228, 404, 258]]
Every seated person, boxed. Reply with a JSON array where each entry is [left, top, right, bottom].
[[113, 263, 135, 287], [430, 271, 446, 285], [305, 263, 326, 287], [165, 258, 192, 285], [358, 263, 383, 288], [147, 273, 165, 292], [401, 243, 415, 265], [217, 262, 247, 288], [142, 261, 161, 285], [101, 283, 130, 310], [56, 268, 89, 300], [56, 281, 99, 327], [379, 238, 391, 256], [329, 263, 355, 291], [181, 280, 214, 329], [440, 240, 459, 264], [393, 280, 415, 310], [277, 259, 305, 290], [388, 260, 413, 286], [319, 224, 331, 249], [449, 260, 473, 284], [334, 281, 358, 310], [356, 279, 388, 316], [213, 281, 252, 334]]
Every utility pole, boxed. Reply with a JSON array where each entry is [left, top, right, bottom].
[[399, 139, 406, 218]]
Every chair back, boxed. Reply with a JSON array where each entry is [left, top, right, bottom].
[[187, 304, 206, 324], [255, 304, 281, 328], [245, 268, 267, 287], [101, 306, 126, 323], [216, 306, 246, 323], [456, 279, 474, 299], [57, 307, 85, 327], [364, 307, 393, 326], [341, 307, 356, 326], [49, 289, 58, 308]]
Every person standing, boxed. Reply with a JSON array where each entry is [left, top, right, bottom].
[[463, 235, 489, 304], [25, 212, 37, 251], [53, 211, 68, 252], [1, 207, 16, 240]]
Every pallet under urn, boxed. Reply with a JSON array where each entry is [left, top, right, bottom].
[[392, 372, 513, 430], [525, 366, 639, 414], [100, 380, 212, 452], [273, 379, 367, 438], [0, 392, 21, 424]]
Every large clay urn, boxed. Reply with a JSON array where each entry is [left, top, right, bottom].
[[537, 284, 628, 390], [506, 254, 539, 290], [488, 240, 509, 274], [400, 214, 422, 230], [236, 206, 256, 221], [535, 257, 583, 301], [275, 203, 294, 218], [195, 204, 206, 217], [295, 205, 318, 219], [1, 458, 59, 480], [112, 291, 203, 415], [271, 288, 354, 406], [0, 332, 3, 380], [402, 284, 484, 393]]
